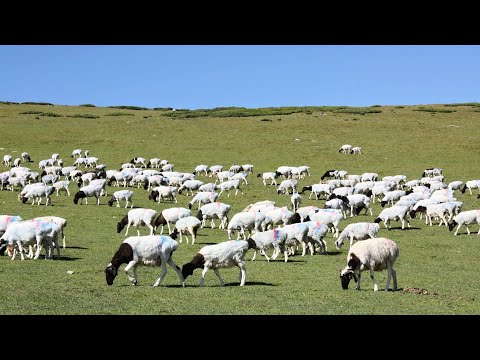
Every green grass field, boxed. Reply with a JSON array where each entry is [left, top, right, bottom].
[[0, 102, 479, 314]]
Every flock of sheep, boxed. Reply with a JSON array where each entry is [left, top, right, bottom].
[[1, 146, 480, 291]]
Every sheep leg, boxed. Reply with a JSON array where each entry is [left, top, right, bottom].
[[124, 261, 138, 285], [261, 248, 270, 262], [355, 271, 362, 290], [238, 261, 246, 286], [369, 269, 379, 291], [251, 250, 257, 261], [153, 264, 168, 287], [166, 256, 185, 286], [199, 267, 210, 287], [466, 225, 471, 235], [125, 223, 131, 236]]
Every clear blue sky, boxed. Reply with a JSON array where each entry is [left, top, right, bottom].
[[1, 45, 479, 109]]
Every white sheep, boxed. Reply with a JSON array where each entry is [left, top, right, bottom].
[[207, 165, 223, 177], [261, 206, 301, 228], [108, 190, 134, 208], [32, 216, 67, 249], [187, 191, 219, 210], [198, 182, 218, 192], [242, 200, 276, 213], [155, 207, 192, 234], [21, 185, 54, 206], [296, 206, 321, 222], [448, 210, 480, 235], [105, 235, 185, 287], [2, 155, 12, 167], [249, 228, 289, 262], [324, 198, 350, 219], [360, 172, 378, 182], [380, 190, 408, 207], [448, 181, 464, 191], [130, 157, 147, 168], [193, 164, 209, 176], [146, 158, 161, 168], [52, 180, 71, 196], [290, 191, 302, 212], [178, 179, 204, 196], [0, 215, 23, 239], [182, 239, 256, 287], [227, 212, 257, 240], [350, 146, 362, 154], [117, 208, 158, 236], [304, 221, 330, 255], [282, 222, 310, 257], [169, 216, 202, 244], [18, 182, 45, 201], [71, 149, 82, 158], [241, 164, 254, 174], [301, 183, 333, 200], [335, 222, 380, 250], [345, 194, 373, 217], [306, 209, 343, 238], [277, 179, 297, 195], [374, 205, 411, 230], [217, 179, 243, 197], [257, 172, 278, 186], [196, 202, 231, 230], [340, 237, 399, 291], [228, 171, 248, 185]]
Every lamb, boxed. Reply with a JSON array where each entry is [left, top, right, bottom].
[[105, 235, 185, 287], [339, 144, 352, 153], [108, 190, 134, 208], [169, 216, 202, 244], [182, 239, 256, 287], [148, 186, 178, 204], [196, 202, 231, 230], [193, 164, 209, 176], [374, 205, 411, 230], [217, 179, 243, 197], [32, 216, 67, 249], [73, 183, 104, 205], [334, 222, 380, 250], [21, 152, 33, 163], [187, 191, 218, 210], [178, 179, 204, 196], [301, 183, 333, 200], [277, 179, 297, 195], [155, 207, 192, 234], [257, 172, 278, 186], [291, 191, 302, 212], [117, 208, 158, 236], [460, 180, 480, 195], [448, 210, 480, 235], [52, 180, 71, 196], [340, 237, 399, 291]]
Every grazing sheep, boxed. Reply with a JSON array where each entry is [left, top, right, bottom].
[[198, 182, 218, 192], [182, 239, 256, 287], [146, 158, 161, 168], [21, 185, 54, 206], [196, 202, 231, 230], [229, 164, 244, 173], [448, 210, 480, 235], [130, 157, 147, 168], [0, 215, 23, 239], [169, 216, 202, 244], [207, 165, 224, 177], [2, 155, 12, 167], [324, 198, 349, 219], [178, 179, 204, 196], [374, 205, 411, 230], [193, 164, 209, 176], [360, 172, 378, 182], [380, 190, 409, 208], [296, 206, 321, 222], [340, 237, 399, 291], [148, 185, 178, 204], [227, 212, 257, 240], [320, 169, 338, 181], [277, 179, 297, 195], [13, 158, 21, 167], [461, 180, 480, 195], [350, 146, 362, 154], [335, 222, 380, 250], [275, 166, 293, 179], [105, 235, 185, 287], [228, 171, 248, 185], [301, 183, 333, 200], [306, 209, 343, 238], [448, 181, 464, 191], [108, 190, 134, 208], [32, 216, 67, 249], [249, 228, 289, 262], [242, 200, 276, 213], [339, 144, 352, 153], [241, 164, 254, 174], [217, 179, 243, 197], [52, 180, 71, 196], [117, 208, 158, 236], [21, 152, 33, 163], [282, 222, 310, 257], [257, 172, 278, 186], [344, 194, 373, 217], [73, 183, 103, 205], [422, 168, 443, 177], [261, 206, 301, 228], [187, 191, 218, 210], [155, 207, 192, 234]]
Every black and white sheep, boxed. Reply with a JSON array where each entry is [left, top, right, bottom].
[[105, 235, 185, 287], [155, 207, 192, 234], [182, 239, 256, 287], [178, 179, 204, 196], [301, 183, 333, 200], [257, 172, 278, 186], [340, 237, 399, 291], [460, 180, 480, 195], [338, 144, 352, 153], [374, 205, 411, 230], [108, 190, 134, 208], [73, 183, 103, 205], [448, 210, 480, 235]]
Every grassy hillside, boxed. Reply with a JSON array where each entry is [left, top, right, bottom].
[[0, 102, 479, 314]]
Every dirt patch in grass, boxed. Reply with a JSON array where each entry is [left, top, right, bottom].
[[402, 287, 438, 295]]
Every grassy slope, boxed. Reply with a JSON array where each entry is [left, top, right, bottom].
[[0, 103, 479, 314]]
